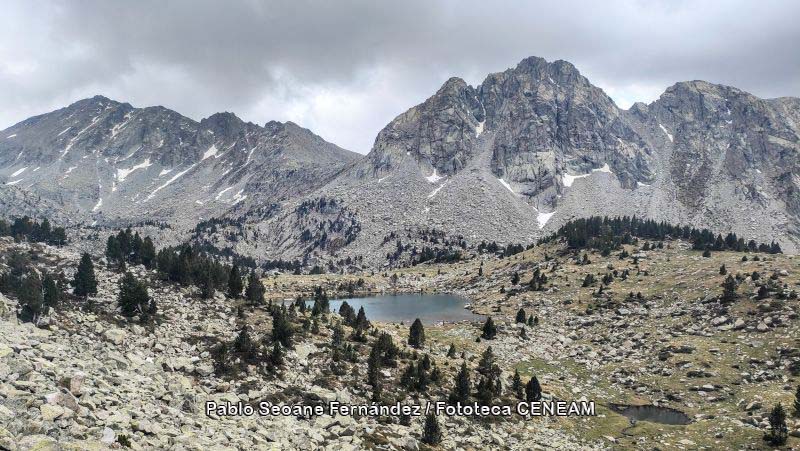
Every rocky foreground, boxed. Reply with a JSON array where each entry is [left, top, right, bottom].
[[1, 237, 800, 450]]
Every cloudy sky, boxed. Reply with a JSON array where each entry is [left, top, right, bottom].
[[2, 1, 799, 154]]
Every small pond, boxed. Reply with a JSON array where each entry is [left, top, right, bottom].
[[611, 404, 691, 425], [303, 293, 483, 324]]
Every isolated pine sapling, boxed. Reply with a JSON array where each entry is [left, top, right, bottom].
[[481, 316, 497, 340], [447, 344, 457, 358], [408, 318, 425, 348], [515, 308, 526, 324]]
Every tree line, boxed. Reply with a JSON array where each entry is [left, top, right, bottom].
[[0, 216, 67, 246]]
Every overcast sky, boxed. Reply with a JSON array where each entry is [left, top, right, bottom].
[[2, 1, 799, 154]]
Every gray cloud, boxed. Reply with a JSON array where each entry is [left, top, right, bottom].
[[1, 0, 799, 153]]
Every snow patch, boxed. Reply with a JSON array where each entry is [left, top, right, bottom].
[[116, 158, 152, 182], [5, 179, 22, 185], [65, 166, 77, 175], [62, 116, 99, 157], [57, 127, 71, 137], [659, 124, 674, 142], [231, 189, 247, 204], [6, 134, 16, 139], [202, 145, 219, 160], [537, 211, 555, 229], [195, 200, 204, 205], [11, 167, 28, 177], [562, 163, 614, 187], [425, 168, 444, 183], [427, 181, 448, 198], [158, 168, 173, 177], [594, 163, 612, 173], [92, 197, 103, 212], [475, 121, 485, 137], [215, 186, 234, 200], [498, 178, 517, 195], [145, 164, 196, 201]]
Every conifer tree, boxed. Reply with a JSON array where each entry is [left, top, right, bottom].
[[765, 403, 788, 445], [525, 375, 542, 402], [17, 273, 44, 324], [354, 306, 370, 329], [233, 324, 255, 359], [719, 264, 727, 275], [421, 413, 442, 446], [793, 384, 800, 418], [227, 265, 243, 298], [140, 237, 156, 269], [447, 343, 456, 358], [245, 270, 265, 305], [106, 235, 122, 264], [269, 341, 284, 368], [338, 301, 356, 325], [512, 369, 524, 399], [481, 316, 497, 340], [408, 318, 425, 348], [515, 308, 526, 324], [117, 272, 152, 319], [449, 362, 471, 404], [721, 274, 737, 303], [42, 273, 60, 308], [511, 272, 520, 285], [271, 306, 294, 348], [72, 253, 97, 298]]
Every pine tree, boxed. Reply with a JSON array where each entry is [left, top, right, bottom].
[[421, 413, 442, 446], [481, 316, 497, 340], [227, 265, 244, 298], [354, 306, 370, 329], [17, 273, 44, 324], [765, 403, 788, 445], [245, 270, 265, 305], [338, 301, 356, 325], [269, 341, 284, 369], [117, 272, 151, 319], [511, 272, 520, 284], [72, 253, 97, 298], [105, 236, 122, 265], [721, 274, 737, 303], [42, 273, 60, 308], [515, 308, 526, 323], [793, 385, 800, 418], [719, 264, 727, 275], [408, 318, 425, 348], [476, 347, 502, 400], [449, 362, 471, 404], [271, 306, 294, 348], [525, 375, 542, 402], [140, 237, 156, 269], [512, 369, 524, 399], [447, 343, 456, 358]]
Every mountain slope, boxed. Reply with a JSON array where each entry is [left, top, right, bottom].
[[197, 57, 799, 265], [0, 96, 360, 226]]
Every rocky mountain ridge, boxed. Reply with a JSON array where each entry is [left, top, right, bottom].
[[0, 96, 360, 228], [193, 57, 799, 266], [2, 56, 799, 266]]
